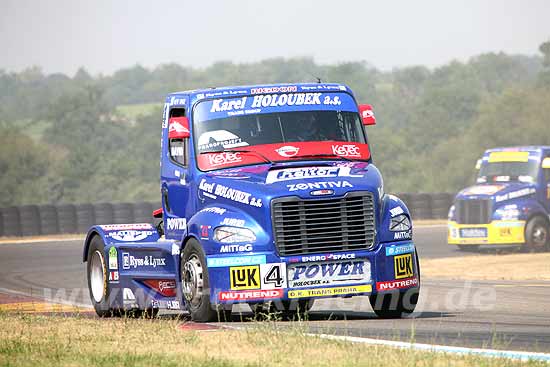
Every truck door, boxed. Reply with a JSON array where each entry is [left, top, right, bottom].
[[161, 106, 192, 240]]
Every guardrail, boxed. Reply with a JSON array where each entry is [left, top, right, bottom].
[[0, 193, 453, 237]]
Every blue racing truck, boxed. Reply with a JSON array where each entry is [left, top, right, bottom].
[[448, 147, 550, 251], [83, 83, 420, 321]]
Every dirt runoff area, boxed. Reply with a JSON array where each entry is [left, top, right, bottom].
[[421, 253, 550, 281]]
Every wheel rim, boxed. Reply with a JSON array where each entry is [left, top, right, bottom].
[[532, 225, 548, 248], [182, 254, 204, 308], [90, 250, 106, 303]]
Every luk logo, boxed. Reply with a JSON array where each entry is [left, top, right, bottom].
[[275, 145, 299, 157], [394, 254, 414, 279], [332, 144, 360, 157], [230, 265, 260, 290], [207, 152, 242, 167], [166, 218, 186, 231]]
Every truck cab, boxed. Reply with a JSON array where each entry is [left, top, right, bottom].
[[448, 146, 550, 251], [83, 83, 420, 321]]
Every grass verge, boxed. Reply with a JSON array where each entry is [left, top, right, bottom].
[[0, 312, 546, 367], [421, 253, 550, 281]]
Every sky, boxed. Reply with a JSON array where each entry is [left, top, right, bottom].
[[1, 0, 550, 76]]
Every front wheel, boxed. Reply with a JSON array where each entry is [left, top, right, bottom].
[[181, 239, 220, 322], [369, 287, 419, 319], [524, 216, 549, 252]]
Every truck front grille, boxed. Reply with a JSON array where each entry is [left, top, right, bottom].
[[455, 199, 492, 224], [271, 192, 376, 257]]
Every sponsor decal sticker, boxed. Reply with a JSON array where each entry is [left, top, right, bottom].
[[275, 145, 300, 157], [122, 253, 167, 270], [208, 152, 243, 167], [394, 254, 414, 279], [199, 179, 263, 208], [108, 247, 118, 269], [101, 223, 153, 231], [287, 260, 371, 288], [389, 206, 404, 217], [108, 271, 119, 282], [385, 243, 415, 256], [266, 166, 361, 184], [332, 144, 360, 158], [376, 277, 418, 291], [394, 230, 412, 240], [221, 218, 245, 227], [166, 217, 186, 231], [287, 180, 353, 192], [495, 187, 536, 203], [288, 285, 372, 299], [207, 255, 267, 268], [108, 230, 153, 242], [219, 289, 283, 301], [230, 265, 261, 290], [200, 225, 210, 239], [461, 185, 504, 196], [199, 207, 227, 215], [171, 243, 180, 255], [220, 243, 252, 253], [288, 253, 356, 263]]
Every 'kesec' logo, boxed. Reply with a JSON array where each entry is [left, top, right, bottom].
[[332, 144, 360, 158], [207, 152, 242, 167]]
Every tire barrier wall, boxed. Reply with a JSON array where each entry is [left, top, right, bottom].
[[0, 195, 450, 237]]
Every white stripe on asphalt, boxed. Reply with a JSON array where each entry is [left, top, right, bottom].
[[310, 333, 550, 362], [0, 287, 93, 309]]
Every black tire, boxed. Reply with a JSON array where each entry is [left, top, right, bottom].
[[370, 252, 420, 318], [524, 216, 550, 252], [181, 239, 218, 322], [86, 235, 117, 317], [458, 245, 479, 251], [252, 299, 314, 320]]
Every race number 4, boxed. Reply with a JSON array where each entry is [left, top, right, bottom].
[[260, 263, 287, 289]]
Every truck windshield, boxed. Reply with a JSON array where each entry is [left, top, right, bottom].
[[478, 161, 539, 183], [194, 110, 365, 153]]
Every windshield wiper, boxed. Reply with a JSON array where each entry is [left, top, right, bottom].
[[199, 148, 273, 165], [287, 153, 354, 162]]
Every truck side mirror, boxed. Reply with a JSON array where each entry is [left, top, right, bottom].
[[475, 159, 482, 170], [542, 157, 550, 169], [168, 117, 190, 139], [359, 104, 376, 126]]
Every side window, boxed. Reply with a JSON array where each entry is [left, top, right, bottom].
[[170, 138, 188, 166], [169, 107, 189, 167]]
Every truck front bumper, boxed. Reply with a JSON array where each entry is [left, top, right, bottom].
[[447, 220, 525, 245], [207, 240, 420, 305]]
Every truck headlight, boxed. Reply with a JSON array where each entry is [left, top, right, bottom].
[[448, 205, 455, 220], [214, 226, 256, 243], [389, 214, 411, 232]]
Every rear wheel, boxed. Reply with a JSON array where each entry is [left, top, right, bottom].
[[181, 239, 221, 322], [524, 216, 549, 252], [87, 236, 118, 317]]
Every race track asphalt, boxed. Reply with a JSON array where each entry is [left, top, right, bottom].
[[1, 225, 549, 353]]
